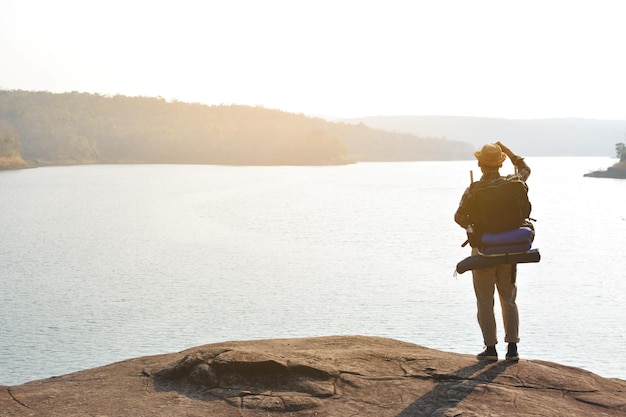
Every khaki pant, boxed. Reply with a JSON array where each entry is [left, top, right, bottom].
[[472, 254, 520, 346]]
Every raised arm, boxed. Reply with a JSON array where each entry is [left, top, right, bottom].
[[496, 141, 530, 181]]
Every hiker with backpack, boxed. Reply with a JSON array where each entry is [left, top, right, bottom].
[[454, 142, 531, 362]]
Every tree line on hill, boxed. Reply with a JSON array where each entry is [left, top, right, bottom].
[[0, 90, 472, 169]]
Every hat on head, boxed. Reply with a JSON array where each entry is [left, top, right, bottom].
[[474, 143, 506, 167]]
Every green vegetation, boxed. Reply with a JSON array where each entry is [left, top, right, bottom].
[[616, 142, 625, 162], [0, 121, 32, 169], [0, 122, 20, 157], [0, 90, 472, 168]]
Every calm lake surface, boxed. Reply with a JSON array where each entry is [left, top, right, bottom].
[[1, 157, 625, 385]]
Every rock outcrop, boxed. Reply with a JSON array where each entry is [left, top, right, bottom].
[[584, 163, 626, 178], [1, 336, 625, 416]]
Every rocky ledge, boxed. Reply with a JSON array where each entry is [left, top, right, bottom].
[[1, 336, 625, 416], [584, 163, 626, 178]]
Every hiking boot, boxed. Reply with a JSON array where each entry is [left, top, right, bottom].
[[506, 343, 519, 361], [476, 345, 498, 361]]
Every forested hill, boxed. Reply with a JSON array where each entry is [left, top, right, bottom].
[[0, 91, 472, 168]]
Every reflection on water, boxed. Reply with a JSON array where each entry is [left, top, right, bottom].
[[0, 157, 625, 385]]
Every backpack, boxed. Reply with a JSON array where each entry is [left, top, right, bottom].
[[466, 177, 532, 235]]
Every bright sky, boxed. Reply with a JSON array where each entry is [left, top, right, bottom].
[[2, 0, 625, 119]]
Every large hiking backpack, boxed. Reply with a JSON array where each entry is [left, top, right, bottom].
[[467, 177, 532, 235]]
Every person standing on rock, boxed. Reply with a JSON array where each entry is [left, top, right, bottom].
[[454, 142, 531, 362]]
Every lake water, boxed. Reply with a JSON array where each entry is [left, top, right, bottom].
[[1, 157, 625, 386]]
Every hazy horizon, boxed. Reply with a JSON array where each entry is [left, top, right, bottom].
[[2, 0, 626, 121]]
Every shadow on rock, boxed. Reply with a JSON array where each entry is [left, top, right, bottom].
[[396, 360, 516, 416]]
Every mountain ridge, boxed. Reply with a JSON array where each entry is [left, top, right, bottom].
[[343, 115, 626, 157]]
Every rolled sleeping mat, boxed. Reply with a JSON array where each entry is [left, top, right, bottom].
[[479, 242, 532, 255], [479, 227, 534, 255], [456, 248, 541, 274], [481, 227, 534, 246]]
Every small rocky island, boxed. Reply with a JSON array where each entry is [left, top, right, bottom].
[[585, 143, 626, 178], [584, 161, 626, 178], [2, 336, 625, 416]]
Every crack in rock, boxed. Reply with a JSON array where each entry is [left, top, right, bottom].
[[7, 387, 30, 409]]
